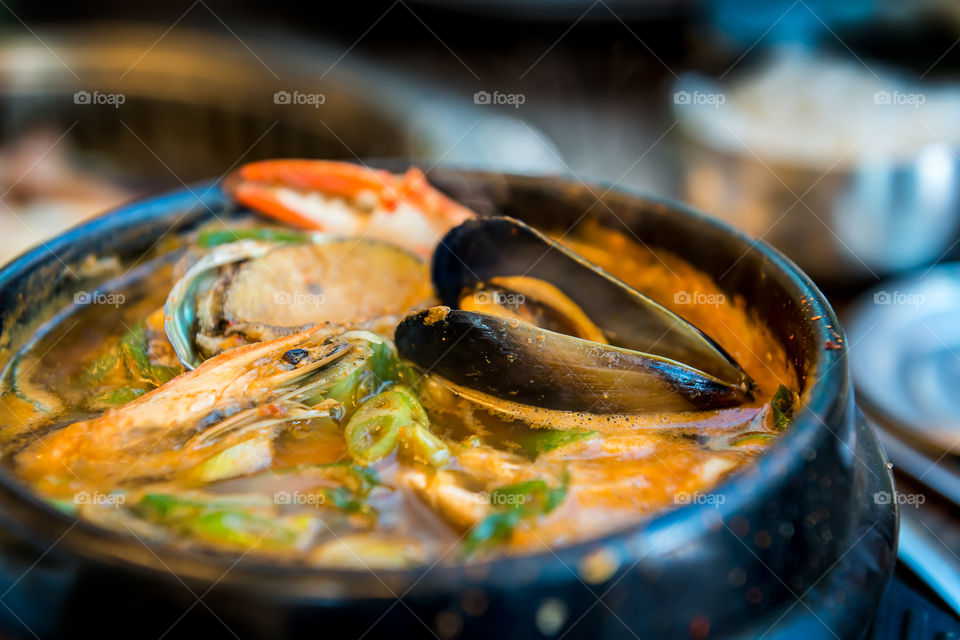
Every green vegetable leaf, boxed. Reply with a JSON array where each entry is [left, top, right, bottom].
[[185, 433, 275, 483], [181, 510, 312, 550], [119, 325, 180, 385], [322, 486, 377, 517], [134, 492, 312, 551], [320, 463, 380, 496], [349, 465, 381, 494], [493, 473, 570, 516], [771, 384, 797, 432], [89, 386, 148, 406], [516, 428, 597, 458], [367, 339, 418, 388], [462, 472, 570, 558], [79, 321, 181, 408], [460, 511, 520, 557], [323, 339, 402, 413]]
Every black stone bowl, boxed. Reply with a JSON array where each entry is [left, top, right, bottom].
[[0, 169, 896, 639]]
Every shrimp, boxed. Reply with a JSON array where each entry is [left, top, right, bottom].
[[15, 325, 395, 494]]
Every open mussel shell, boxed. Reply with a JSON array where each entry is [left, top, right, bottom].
[[432, 216, 749, 388], [395, 307, 751, 413]]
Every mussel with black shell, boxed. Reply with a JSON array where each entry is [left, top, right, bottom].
[[395, 216, 753, 419]]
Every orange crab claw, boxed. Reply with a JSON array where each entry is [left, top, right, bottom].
[[225, 159, 405, 231], [230, 159, 401, 207], [223, 160, 477, 249]]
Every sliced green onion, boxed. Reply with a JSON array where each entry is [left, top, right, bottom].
[[396, 386, 449, 467], [197, 228, 312, 248], [344, 392, 404, 464], [344, 386, 449, 467]]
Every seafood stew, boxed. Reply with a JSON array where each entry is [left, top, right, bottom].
[[1, 160, 799, 568]]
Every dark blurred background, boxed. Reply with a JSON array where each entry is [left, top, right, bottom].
[[5, 0, 959, 279], [3, 0, 960, 631]]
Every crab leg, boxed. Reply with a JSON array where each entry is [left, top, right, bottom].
[[223, 159, 475, 258], [232, 159, 398, 198], [227, 159, 402, 224]]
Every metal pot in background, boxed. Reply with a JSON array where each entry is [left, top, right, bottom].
[[678, 136, 960, 286], [669, 45, 960, 288]]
